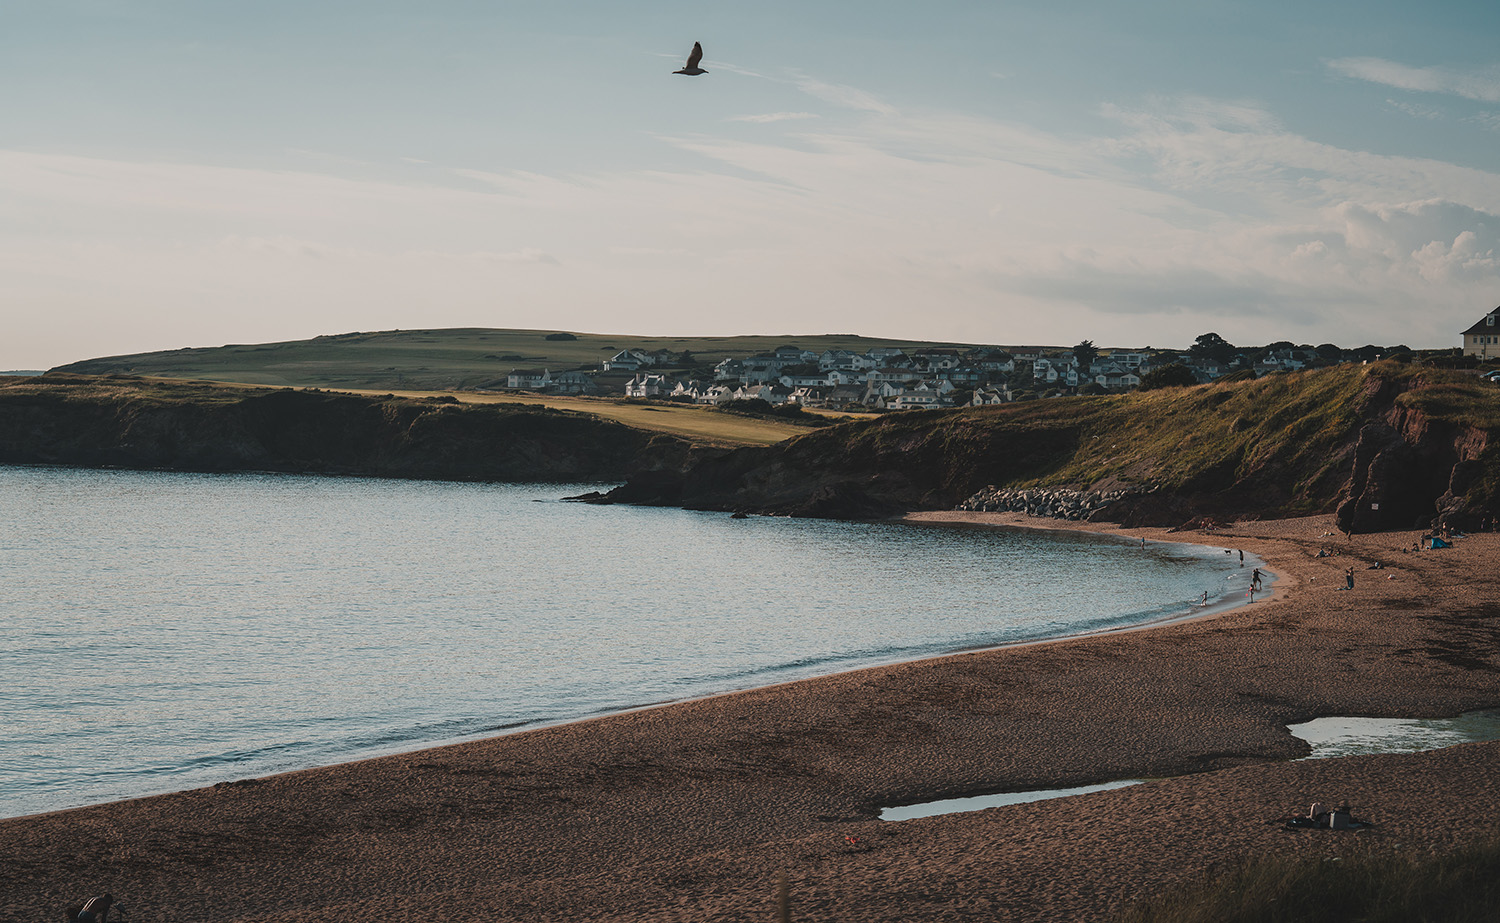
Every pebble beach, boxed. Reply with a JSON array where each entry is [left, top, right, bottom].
[[5, 513, 1499, 922]]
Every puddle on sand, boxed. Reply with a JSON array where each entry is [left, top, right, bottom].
[[879, 779, 1142, 822], [879, 709, 1500, 822], [1288, 709, 1500, 760]]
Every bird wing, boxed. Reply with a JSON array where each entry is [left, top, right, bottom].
[[686, 42, 703, 69]]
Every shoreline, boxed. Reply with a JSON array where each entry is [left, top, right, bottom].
[[3, 515, 1271, 825], [5, 513, 1500, 922]]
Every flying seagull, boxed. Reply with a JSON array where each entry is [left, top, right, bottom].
[[673, 42, 707, 76]]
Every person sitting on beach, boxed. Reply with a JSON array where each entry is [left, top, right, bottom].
[[65, 894, 121, 923]]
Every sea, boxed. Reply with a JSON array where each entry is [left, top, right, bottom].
[[0, 465, 1255, 820]]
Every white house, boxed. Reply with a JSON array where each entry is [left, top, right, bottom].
[[1033, 357, 1080, 387], [885, 389, 942, 411], [549, 370, 597, 394], [604, 350, 655, 371], [1093, 364, 1140, 390], [780, 371, 832, 389], [819, 349, 876, 371], [1463, 307, 1500, 357], [506, 368, 551, 389], [866, 367, 924, 384], [624, 373, 674, 398]]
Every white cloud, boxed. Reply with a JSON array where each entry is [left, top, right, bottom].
[[728, 112, 819, 123], [1328, 57, 1500, 103], [6, 85, 1500, 367]]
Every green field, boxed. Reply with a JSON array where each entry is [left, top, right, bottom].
[[53, 327, 999, 391], [345, 387, 826, 447]]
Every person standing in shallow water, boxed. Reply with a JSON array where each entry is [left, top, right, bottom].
[[1238, 549, 1244, 566]]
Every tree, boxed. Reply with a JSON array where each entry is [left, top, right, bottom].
[[1073, 340, 1099, 369], [1189, 332, 1238, 365], [1138, 362, 1198, 390]]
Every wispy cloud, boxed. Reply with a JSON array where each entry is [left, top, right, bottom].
[[1467, 111, 1500, 132], [728, 112, 819, 123], [796, 78, 898, 115], [1386, 98, 1443, 120], [1328, 57, 1500, 103]]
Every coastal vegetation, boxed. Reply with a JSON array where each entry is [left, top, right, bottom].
[[1119, 836, 1500, 923], [605, 362, 1500, 531], [346, 387, 819, 447]]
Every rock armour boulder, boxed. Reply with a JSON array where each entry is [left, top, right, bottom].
[[957, 484, 1157, 521]]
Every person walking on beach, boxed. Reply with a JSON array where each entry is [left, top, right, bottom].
[[1345, 566, 1354, 591]]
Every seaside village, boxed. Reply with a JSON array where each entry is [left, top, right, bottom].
[[495, 330, 1460, 411]]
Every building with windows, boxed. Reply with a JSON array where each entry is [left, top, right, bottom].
[[1463, 307, 1500, 358]]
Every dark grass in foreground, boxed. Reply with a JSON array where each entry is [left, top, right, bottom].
[[1118, 836, 1500, 923]]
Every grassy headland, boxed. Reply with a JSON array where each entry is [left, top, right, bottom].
[[0, 375, 695, 482], [607, 362, 1500, 529], [49, 328, 984, 391]]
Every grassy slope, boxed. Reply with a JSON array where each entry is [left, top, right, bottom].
[[345, 388, 819, 448], [663, 363, 1500, 519], [1118, 835, 1500, 923], [50, 328, 992, 391]]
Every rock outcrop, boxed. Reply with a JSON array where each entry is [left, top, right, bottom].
[[957, 485, 1158, 521]]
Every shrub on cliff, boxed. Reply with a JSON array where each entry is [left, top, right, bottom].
[[714, 399, 830, 426], [1138, 363, 1198, 390]]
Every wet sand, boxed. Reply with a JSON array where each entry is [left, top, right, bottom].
[[5, 514, 1500, 922]]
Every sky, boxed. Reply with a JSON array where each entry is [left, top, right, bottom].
[[5, 1, 1500, 369]]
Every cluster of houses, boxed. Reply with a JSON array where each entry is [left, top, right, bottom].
[[501, 339, 1349, 411], [493, 310, 1500, 409]]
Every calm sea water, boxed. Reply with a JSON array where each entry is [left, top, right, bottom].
[[0, 466, 1252, 819]]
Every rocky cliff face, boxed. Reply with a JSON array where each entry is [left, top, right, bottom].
[[0, 377, 678, 484], [1335, 402, 1493, 533]]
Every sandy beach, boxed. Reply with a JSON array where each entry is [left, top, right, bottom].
[[5, 513, 1500, 922]]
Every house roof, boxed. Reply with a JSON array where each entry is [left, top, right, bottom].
[[1462, 308, 1500, 335]]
